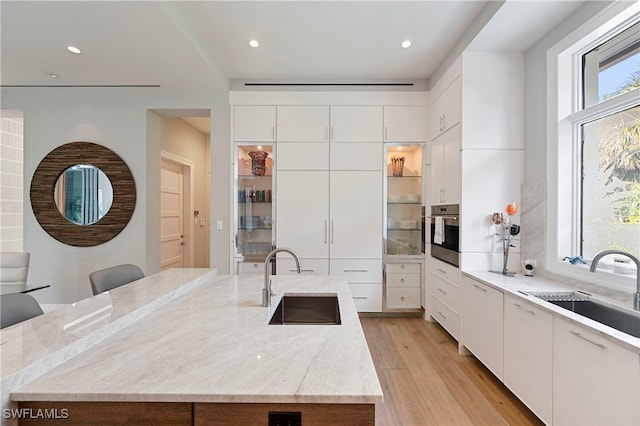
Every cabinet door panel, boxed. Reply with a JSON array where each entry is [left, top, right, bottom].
[[276, 171, 329, 258], [384, 106, 427, 142], [503, 295, 552, 424], [330, 106, 383, 142], [442, 125, 460, 204], [329, 171, 382, 258], [386, 287, 421, 309], [278, 142, 329, 170], [553, 318, 640, 425], [350, 282, 383, 312], [234, 106, 276, 142], [277, 106, 329, 142], [330, 143, 382, 171]]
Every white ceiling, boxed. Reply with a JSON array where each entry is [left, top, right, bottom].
[[0, 1, 586, 92]]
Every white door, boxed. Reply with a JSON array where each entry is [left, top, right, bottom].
[[161, 159, 184, 270]]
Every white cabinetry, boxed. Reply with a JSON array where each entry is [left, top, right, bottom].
[[430, 125, 460, 204], [430, 77, 460, 139], [463, 276, 504, 380], [553, 317, 640, 425], [384, 106, 427, 142], [503, 295, 552, 425], [233, 106, 276, 142], [385, 263, 421, 310], [428, 258, 461, 340], [276, 105, 383, 312]]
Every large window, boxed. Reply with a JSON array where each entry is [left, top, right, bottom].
[[549, 2, 639, 289], [577, 21, 640, 262]]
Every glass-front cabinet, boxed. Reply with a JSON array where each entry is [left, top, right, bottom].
[[234, 144, 274, 267], [384, 144, 424, 257]]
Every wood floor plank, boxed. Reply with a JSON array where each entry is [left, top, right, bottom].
[[361, 317, 544, 426]]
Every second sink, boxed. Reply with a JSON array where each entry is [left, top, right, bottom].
[[269, 294, 341, 325]]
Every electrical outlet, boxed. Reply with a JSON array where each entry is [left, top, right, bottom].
[[200, 219, 206, 226], [216, 220, 223, 230]]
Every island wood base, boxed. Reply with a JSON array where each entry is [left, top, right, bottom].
[[16, 401, 375, 426]]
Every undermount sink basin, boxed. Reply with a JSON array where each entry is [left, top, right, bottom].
[[529, 291, 640, 338], [269, 295, 341, 325]]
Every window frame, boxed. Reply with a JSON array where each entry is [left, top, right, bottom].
[[546, 1, 640, 292]]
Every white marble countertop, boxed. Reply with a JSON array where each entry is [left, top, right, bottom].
[[463, 271, 640, 353], [8, 272, 383, 405]]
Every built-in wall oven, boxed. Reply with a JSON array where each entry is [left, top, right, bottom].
[[430, 204, 460, 267]]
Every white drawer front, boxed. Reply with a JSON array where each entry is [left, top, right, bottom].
[[429, 257, 459, 286], [331, 259, 382, 282], [429, 272, 460, 312], [430, 295, 461, 340], [276, 258, 329, 275], [387, 273, 421, 288], [386, 287, 421, 309], [349, 282, 382, 312], [237, 262, 263, 274], [386, 263, 421, 274]]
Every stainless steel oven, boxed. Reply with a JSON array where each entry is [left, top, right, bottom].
[[430, 204, 460, 267]]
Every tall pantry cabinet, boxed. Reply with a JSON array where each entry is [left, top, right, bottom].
[[276, 106, 384, 312]]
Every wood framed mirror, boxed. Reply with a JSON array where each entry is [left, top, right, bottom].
[[30, 142, 136, 246]]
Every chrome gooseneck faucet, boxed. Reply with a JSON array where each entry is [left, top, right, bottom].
[[262, 247, 301, 307], [590, 249, 640, 311]]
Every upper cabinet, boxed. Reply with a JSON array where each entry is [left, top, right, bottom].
[[383, 106, 427, 142], [330, 106, 383, 142], [277, 106, 329, 142], [430, 77, 461, 140], [234, 106, 276, 142]]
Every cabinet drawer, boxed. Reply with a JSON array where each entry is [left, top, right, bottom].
[[430, 295, 460, 340], [386, 287, 421, 309], [429, 258, 459, 286], [349, 282, 382, 312], [331, 259, 382, 282], [429, 273, 460, 312], [386, 263, 421, 274], [387, 273, 420, 288], [237, 262, 263, 274], [276, 258, 329, 275]]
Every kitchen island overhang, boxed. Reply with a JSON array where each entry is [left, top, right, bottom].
[[5, 272, 382, 425]]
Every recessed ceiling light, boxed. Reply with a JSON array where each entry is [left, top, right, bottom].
[[248, 40, 260, 48], [67, 46, 82, 54], [401, 40, 412, 49], [48, 73, 59, 78]]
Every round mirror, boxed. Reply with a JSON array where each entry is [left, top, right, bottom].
[[30, 142, 136, 247], [53, 164, 113, 225]]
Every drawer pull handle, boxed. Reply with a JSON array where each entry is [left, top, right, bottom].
[[253, 264, 258, 268], [569, 331, 605, 349], [400, 296, 405, 301], [344, 269, 368, 272], [401, 264, 405, 269], [473, 284, 487, 292], [400, 278, 405, 283], [437, 268, 447, 274], [290, 269, 315, 272], [437, 311, 447, 319], [513, 303, 535, 315], [437, 288, 447, 295], [352, 296, 368, 300]]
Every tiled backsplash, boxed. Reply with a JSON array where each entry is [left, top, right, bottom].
[[1, 112, 24, 251]]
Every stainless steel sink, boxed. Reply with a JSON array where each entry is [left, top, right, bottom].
[[528, 291, 640, 338], [268, 295, 341, 325]]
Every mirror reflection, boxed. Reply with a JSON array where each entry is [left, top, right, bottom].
[[54, 164, 113, 225]]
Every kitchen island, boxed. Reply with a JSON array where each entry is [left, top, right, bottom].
[[2, 270, 382, 425]]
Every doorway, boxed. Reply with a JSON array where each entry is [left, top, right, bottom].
[[160, 154, 192, 269]]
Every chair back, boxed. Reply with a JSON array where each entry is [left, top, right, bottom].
[[0, 292, 44, 329], [0, 252, 30, 295], [89, 264, 145, 295]]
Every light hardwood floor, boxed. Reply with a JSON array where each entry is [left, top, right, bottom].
[[360, 317, 544, 426]]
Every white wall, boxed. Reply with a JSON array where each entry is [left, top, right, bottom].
[[1, 87, 229, 304]]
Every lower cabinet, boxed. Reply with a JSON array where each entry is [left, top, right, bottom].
[[503, 295, 552, 425], [553, 316, 640, 426], [428, 258, 461, 340], [384, 262, 422, 311], [462, 276, 504, 380]]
